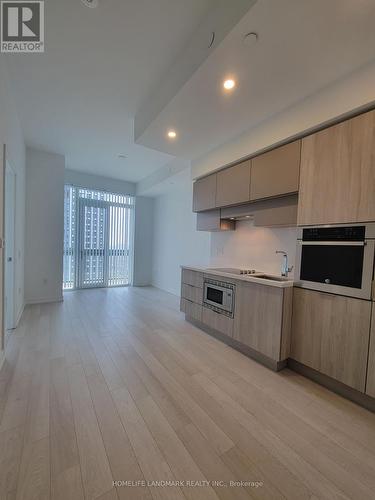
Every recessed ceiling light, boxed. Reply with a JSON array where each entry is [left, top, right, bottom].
[[167, 130, 177, 139], [223, 79, 236, 90], [81, 0, 99, 8]]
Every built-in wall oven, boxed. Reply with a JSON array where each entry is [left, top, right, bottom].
[[203, 278, 235, 317], [295, 223, 375, 300]]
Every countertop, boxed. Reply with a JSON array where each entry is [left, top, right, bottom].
[[181, 266, 294, 288]]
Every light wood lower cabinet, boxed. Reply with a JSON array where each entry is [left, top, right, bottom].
[[291, 288, 371, 392], [366, 302, 375, 398], [180, 299, 202, 322], [181, 269, 203, 289], [233, 282, 292, 361], [181, 284, 203, 304], [201, 307, 234, 337]]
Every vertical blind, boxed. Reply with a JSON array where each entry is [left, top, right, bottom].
[[63, 185, 135, 290]]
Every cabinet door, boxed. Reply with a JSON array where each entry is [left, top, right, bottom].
[[366, 302, 375, 398], [215, 160, 251, 208], [181, 269, 203, 288], [180, 299, 202, 322], [233, 282, 284, 360], [192, 174, 217, 212], [181, 284, 202, 305], [202, 307, 234, 337], [196, 210, 235, 232], [250, 141, 301, 201], [291, 288, 371, 391], [298, 110, 375, 225]]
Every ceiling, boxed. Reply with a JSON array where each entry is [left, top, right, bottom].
[[5, 0, 217, 182], [6, 0, 375, 185], [137, 0, 375, 160]]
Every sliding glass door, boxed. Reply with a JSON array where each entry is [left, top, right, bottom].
[[63, 186, 134, 290]]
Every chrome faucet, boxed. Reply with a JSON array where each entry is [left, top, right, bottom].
[[276, 251, 294, 277]]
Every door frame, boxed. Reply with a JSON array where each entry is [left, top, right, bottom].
[[76, 197, 109, 289], [4, 158, 16, 330]]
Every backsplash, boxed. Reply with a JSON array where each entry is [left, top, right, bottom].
[[210, 220, 297, 277]]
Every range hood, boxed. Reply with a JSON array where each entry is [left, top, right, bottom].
[[221, 194, 298, 227]]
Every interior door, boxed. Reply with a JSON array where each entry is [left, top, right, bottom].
[[78, 199, 108, 288], [4, 163, 15, 330]]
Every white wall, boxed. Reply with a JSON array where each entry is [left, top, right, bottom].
[[152, 168, 210, 295], [25, 148, 65, 304], [210, 222, 297, 277], [133, 197, 154, 286], [0, 56, 26, 326]]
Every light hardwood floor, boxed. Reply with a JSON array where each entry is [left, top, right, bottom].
[[1, 286, 375, 500]]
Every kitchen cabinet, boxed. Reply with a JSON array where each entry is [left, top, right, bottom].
[[196, 210, 235, 232], [220, 195, 298, 227], [201, 307, 234, 337], [215, 160, 251, 208], [181, 284, 202, 304], [192, 174, 217, 212], [233, 282, 292, 361], [181, 269, 203, 289], [250, 140, 301, 201], [291, 288, 371, 391], [366, 302, 375, 398], [298, 109, 375, 225], [253, 195, 298, 227], [180, 269, 203, 322], [180, 299, 202, 322]]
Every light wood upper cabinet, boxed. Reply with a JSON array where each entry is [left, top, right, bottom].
[[215, 160, 251, 208], [366, 302, 375, 398], [250, 140, 301, 201], [233, 282, 292, 361], [192, 174, 217, 212], [298, 110, 375, 225], [291, 288, 371, 392], [196, 210, 235, 232]]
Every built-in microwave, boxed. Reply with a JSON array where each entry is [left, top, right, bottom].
[[295, 223, 375, 300], [203, 279, 235, 317]]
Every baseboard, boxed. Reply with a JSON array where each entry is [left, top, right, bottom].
[[25, 295, 64, 305], [186, 316, 285, 372], [288, 358, 375, 413]]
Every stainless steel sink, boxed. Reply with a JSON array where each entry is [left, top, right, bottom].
[[252, 274, 290, 282]]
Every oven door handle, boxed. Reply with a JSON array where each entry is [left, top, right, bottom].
[[299, 241, 366, 246]]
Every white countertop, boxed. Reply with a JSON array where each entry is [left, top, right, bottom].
[[181, 265, 294, 288]]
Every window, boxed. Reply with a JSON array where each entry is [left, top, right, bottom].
[[63, 185, 135, 290]]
